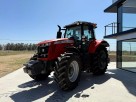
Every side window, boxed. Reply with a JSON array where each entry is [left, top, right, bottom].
[[83, 26, 93, 41], [74, 29, 81, 40]]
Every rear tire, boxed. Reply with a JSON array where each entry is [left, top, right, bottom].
[[54, 53, 81, 91], [92, 47, 108, 75]]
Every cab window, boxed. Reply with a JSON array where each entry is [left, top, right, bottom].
[[83, 26, 94, 41]]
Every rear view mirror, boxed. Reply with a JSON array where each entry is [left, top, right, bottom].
[[56, 25, 62, 38], [57, 31, 62, 38]]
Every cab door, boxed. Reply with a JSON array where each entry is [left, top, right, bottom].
[[82, 25, 95, 52], [81, 25, 95, 69]]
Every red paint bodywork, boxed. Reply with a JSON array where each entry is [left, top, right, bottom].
[[88, 40, 107, 53], [37, 38, 73, 61], [37, 38, 108, 61], [37, 38, 69, 45]]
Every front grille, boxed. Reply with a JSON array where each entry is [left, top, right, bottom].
[[38, 46, 49, 58]]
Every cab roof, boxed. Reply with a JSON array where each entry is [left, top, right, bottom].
[[64, 21, 97, 28]]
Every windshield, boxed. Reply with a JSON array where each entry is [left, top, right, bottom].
[[65, 26, 81, 40]]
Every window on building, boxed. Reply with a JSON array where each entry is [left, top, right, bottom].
[[122, 1, 136, 31], [117, 1, 136, 32], [118, 39, 136, 72], [123, 13, 136, 31]]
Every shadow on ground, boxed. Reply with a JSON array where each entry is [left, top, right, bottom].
[[10, 72, 110, 102], [109, 69, 136, 96], [10, 68, 136, 102]]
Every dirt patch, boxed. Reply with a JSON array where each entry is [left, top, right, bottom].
[[0, 53, 33, 78]]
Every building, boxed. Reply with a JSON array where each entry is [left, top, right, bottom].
[[104, 0, 136, 72]]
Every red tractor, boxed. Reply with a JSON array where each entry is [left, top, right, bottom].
[[24, 21, 109, 91]]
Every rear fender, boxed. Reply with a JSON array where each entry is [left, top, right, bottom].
[[89, 40, 109, 54]]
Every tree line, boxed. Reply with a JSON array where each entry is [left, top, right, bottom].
[[0, 43, 37, 51]]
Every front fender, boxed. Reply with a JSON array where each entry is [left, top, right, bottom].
[[88, 40, 109, 53]]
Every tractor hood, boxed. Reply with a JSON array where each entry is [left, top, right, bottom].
[[37, 38, 74, 46]]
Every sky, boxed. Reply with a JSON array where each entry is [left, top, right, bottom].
[[0, 0, 116, 48]]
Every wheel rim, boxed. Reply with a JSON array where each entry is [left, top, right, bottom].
[[99, 50, 107, 69], [68, 61, 79, 82]]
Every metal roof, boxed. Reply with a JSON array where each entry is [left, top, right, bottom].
[[104, 0, 136, 13], [64, 21, 96, 28], [104, 0, 126, 13]]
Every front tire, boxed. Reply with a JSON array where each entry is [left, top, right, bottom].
[[54, 53, 81, 91], [28, 54, 51, 81], [92, 47, 108, 75], [29, 72, 50, 81]]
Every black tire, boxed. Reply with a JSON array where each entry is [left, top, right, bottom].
[[54, 53, 81, 91], [92, 47, 108, 75], [29, 54, 51, 81], [29, 72, 50, 81]]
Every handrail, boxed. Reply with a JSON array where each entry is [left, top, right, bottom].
[[104, 22, 136, 36], [104, 22, 118, 36]]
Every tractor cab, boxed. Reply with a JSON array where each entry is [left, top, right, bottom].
[[57, 21, 97, 49], [64, 21, 96, 39], [58, 21, 96, 40], [57, 21, 97, 51]]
